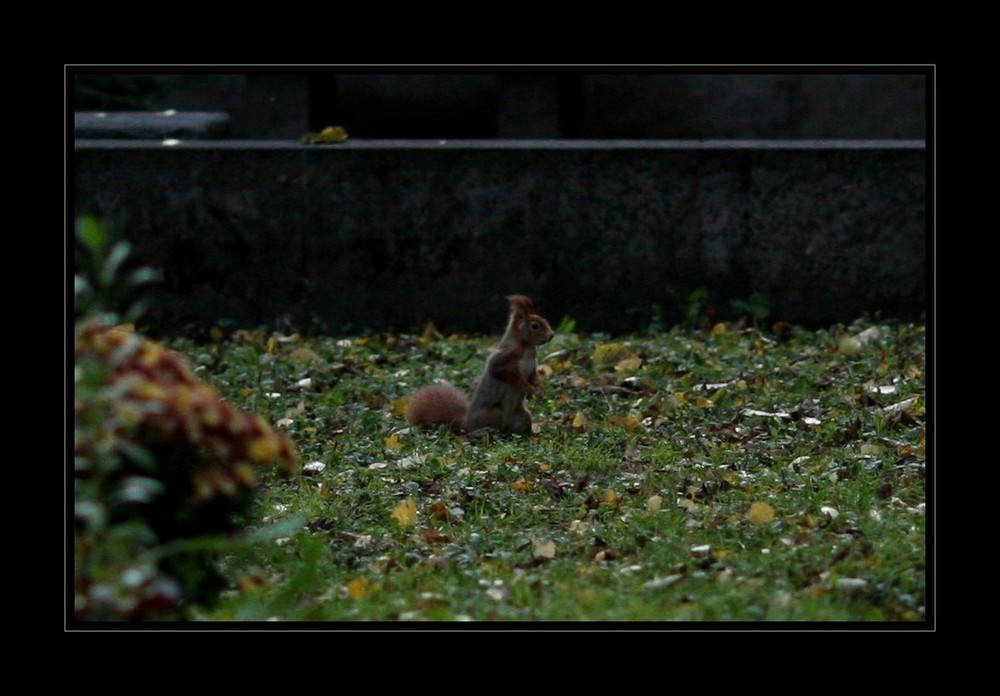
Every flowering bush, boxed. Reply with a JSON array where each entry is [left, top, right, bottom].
[[74, 320, 298, 620], [73, 217, 298, 620]]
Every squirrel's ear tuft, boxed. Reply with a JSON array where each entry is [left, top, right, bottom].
[[506, 294, 535, 314]]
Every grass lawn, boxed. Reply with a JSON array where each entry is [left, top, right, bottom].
[[165, 317, 927, 624]]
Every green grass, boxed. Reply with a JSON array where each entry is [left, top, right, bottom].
[[167, 319, 927, 623]]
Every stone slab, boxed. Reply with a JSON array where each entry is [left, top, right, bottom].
[[74, 111, 232, 139]]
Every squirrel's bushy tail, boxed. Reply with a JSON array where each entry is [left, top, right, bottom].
[[405, 384, 469, 433]]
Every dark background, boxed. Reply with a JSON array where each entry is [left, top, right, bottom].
[[73, 72, 926, 141]]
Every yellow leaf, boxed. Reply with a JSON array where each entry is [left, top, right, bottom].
[[511, 478, 531, 493], [674, 391, 687, 405], [421, 321, 443, 341], [384, 434, 402, 450], [266, 337, 278, 355], [389, 396, 410, 417], [319, 125, 348, 142], [572, 411, 588, 429], [301, 126, 349, 143], [391, 497, 418, 526], [602, 488, 619, 506], [593, 342, 633, 366], [607, 414, 642, 432], [614, 356, 643, 372], [747, 501, 776, 524], [290, 347, 319, 363], [346, 577, 368, 600], [646, 495, 663, 511], [711, 322, 727, 336]]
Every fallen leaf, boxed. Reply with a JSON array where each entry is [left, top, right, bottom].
[[855, 326, 883, 344], [388, 396, 410, 417], [290, 347, 319, 363], [300, 125, 349, 144], [593, 342, 633, 366], [428, 500, 450, 520], [421, 321, 442, 341], [422, 527, 450, 544], [384, 434, 402, 450], [838, 336, 862, 356], [391, 497, 418, 526], [302, 461, 326, 475], [747, 501, 776, 524], [532, 539, 557, 560], [615, 356, 643, 372], [318, 125, 348, 142], [882, 396, 919, 416], [643, 573, 685, 590], [486, 586, 508, 602], [646, 495, 663, 511], [607, 414, 642, 431], [690, 544, 712, 557], [346, 577, 368, 599], [834, 577, 869, 592]]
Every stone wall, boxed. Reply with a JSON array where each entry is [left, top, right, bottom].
[[73, 139, 926, 334]]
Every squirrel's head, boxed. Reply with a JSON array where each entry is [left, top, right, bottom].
[[507, 294, 555, 346]]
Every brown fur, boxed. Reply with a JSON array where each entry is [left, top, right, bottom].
[[405, 295, 555, 435]]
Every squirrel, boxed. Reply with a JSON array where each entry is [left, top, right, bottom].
[[405, 294, 555, 435]]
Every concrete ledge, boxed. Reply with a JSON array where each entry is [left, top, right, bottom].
[[73, 139, 926, 334], [74, 111, 232, 140]]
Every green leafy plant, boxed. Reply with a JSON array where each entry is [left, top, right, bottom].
[[730, 292, 771, 326], [73, 218, 299, 621], [74, 214, 160, 325]]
